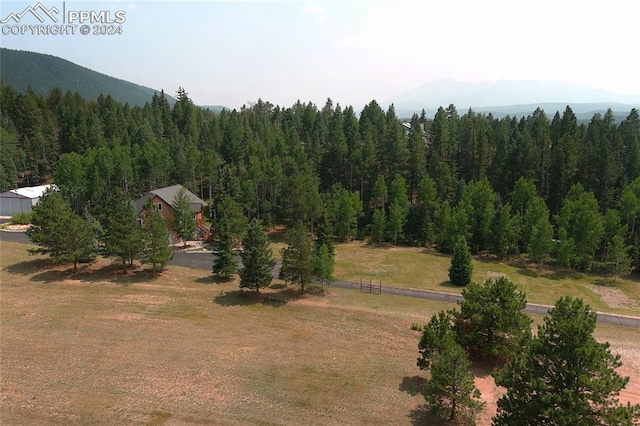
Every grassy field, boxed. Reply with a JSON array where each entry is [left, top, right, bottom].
[[1, 240, 639, 425], [333, 241, 640, 316]]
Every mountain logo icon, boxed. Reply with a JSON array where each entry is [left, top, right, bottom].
[[1, 2, 60, 24]]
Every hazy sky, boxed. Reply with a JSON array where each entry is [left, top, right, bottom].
[[2, 0, 639, 109]]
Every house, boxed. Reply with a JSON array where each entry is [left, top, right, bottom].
[[134, 184, 210, 242], [0, 184, 52, 217]]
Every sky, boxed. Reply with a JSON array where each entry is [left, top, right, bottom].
[[1, 0, 640, 110]]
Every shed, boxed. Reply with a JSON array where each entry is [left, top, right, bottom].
[[0, 184, 52, 217]]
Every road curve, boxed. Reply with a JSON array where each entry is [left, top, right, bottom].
[[3, 230, 639, 328]]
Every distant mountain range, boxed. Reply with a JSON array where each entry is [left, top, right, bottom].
[[201, 105, 230, 114], [386, 78, 640, 120], [2, 48, 637, 120], [0, 48, 176, 107]]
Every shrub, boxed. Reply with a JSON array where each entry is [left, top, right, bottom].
[[10, 212, 33, 225]]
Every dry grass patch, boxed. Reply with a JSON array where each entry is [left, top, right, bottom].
[[2, 241, 639, 425], [0, 242, 442, 425]]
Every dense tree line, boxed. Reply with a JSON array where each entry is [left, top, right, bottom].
[[2, 82, 640, 272]]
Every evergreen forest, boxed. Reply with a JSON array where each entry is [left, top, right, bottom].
[[2, 82, 640, 273]]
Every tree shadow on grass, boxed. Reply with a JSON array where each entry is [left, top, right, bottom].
[[269, 283, 287, 289], [410, 404, 478, 425], [23, 261, 162, 285], [408, 405, 440, 426], [195, 275, 235, 285], [421, 247, 450, 257], [399, 375, 426, 396], [513, 267, 541, 279], [438, 280, 465, 290], [622, 270, 640, 283], [543, 268, 585, 281], [592, 278, 619, 287], [109, 267, 164, 285], [213, 287, 301, 307], [3, 257, 53, 275]]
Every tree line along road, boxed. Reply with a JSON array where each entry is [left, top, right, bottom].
[[2, 230, 639, 328]]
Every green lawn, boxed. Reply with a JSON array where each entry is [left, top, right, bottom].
[[332, 241, 640, 316]]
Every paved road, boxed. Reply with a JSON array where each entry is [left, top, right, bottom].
[[172, 250, 213, 271], [328, 277, 640, 328], [0, 230, 30, 244], [3, 230, 639, 328]]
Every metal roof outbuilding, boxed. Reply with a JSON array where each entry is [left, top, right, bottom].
[[0, 184, 52, 217]]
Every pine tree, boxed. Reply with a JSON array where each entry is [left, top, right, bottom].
[[449, 236, 473, 286], [434, 201, 457, 253], [371, 174, 387, 211], [422, 335, 484, 423], [102, 188, 144, 272], [454, 277, 532, 361], [0, 127, 20, 193], [555, 227, 575, 270], [171, 187, 197, 246], [314, 243, 334, 292], [494, 297, 640, 425], [601, 208, 627, 262], [607, 235, 631, 281], [239, 219, 275, 292], [314, 206, 335, 256], [417, 310, 456, 370], [459, 178, 496, 252], [526, 202, 554, 265], [54, 152, 87, 214], [429, 107, 457, 201], [370, 208, 386, 243], [26, 189, 95, 273], [140, 199, 173, 277], [387, 200, 405, 245], [212, 212, 237, 279], [416, 175, 438, 245], [556, 184, 604, 270], [214, 194, 247, 242], [491, 203, 519, 257], [387, 174, 409, 245], [406, 114, 427, 203], [326, 184, 361, 241], [279, 222, 315, 294]]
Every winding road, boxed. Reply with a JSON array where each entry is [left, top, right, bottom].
[[2, 230, 639, 328]]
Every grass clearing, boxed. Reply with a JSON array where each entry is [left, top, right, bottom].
[[2, 240, 639, 425], [333, 241, 640, 316], [0, 241, 448, 425]]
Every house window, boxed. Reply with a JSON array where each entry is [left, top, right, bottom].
[[157, 203, 162, 211], [137, 218, 143, 226]]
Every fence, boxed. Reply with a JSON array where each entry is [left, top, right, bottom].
[[360, 278, 382, 294]]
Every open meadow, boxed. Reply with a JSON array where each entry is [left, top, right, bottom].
[[334, 241, 640, 316], [1, 240, 639, 425]]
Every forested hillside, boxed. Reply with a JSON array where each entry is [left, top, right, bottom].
[[1, 81, 640, 273], [0, 48, 174, 107]]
